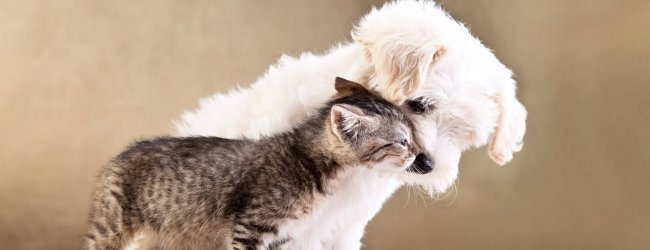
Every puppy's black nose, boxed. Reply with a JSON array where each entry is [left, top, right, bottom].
[[407, 153, 434, 174]]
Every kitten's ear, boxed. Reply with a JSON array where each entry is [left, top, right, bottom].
[[334, 77, 372, 97], [330, 104, 377, 141]]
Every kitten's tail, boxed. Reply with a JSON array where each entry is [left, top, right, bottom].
[[84, 163, 130, 250]]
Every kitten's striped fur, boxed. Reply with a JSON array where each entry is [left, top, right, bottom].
[[85, 78, 418, 250]]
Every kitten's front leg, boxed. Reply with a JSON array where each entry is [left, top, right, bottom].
[[229, 226, 260, 250], [230, 218, 278, 250]]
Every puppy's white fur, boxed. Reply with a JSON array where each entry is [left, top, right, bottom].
[[173, 1, 526, 249]]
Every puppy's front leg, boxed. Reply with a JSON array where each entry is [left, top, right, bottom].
[[331, 224, 365, 250]]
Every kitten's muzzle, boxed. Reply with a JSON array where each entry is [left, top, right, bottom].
[[407, 153, 433, 174]]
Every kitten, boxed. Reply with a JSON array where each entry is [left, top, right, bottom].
[[85, 78, 419, 250]]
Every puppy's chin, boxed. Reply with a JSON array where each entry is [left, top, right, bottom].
[[398, 163, 458, 196], [397, 146, 462, 196]]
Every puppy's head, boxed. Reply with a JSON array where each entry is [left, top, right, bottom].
[[354, 1, 527, 194]]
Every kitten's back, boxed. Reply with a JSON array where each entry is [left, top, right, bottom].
[[87, 136, 254, 249]]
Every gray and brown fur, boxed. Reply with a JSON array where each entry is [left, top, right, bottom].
[[84, 78, 418, 250]]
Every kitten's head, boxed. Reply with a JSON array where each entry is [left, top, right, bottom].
[[325, 77, 420, 171]]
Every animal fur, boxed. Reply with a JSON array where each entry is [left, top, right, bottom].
[[85, 79, 420, 250], [172, 1, 527, 249]]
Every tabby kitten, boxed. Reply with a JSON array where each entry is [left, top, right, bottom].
[[85, 78, 419, 250]]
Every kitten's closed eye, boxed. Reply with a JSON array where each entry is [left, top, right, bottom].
[[380, 139, 407, 149], [375, 139, 408, 156]]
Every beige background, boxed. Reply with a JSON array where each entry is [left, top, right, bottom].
[[1, 0, 649, 249]]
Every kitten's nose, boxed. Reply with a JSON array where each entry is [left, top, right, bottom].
[[407, 153, 434, 174]]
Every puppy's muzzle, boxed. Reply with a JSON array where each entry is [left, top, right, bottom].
[[407, 153, 433, 174]]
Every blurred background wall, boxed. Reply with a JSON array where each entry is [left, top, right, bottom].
[[1, 0, 648, 249]]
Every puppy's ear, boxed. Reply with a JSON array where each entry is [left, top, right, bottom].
[[330, 104, 377, 141], [488, 93, 527, 165], [354, 34, 446, 104], [334, 77, 372, 97]]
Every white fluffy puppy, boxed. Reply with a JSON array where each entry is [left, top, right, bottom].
[[174, 1, 526, 249]]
